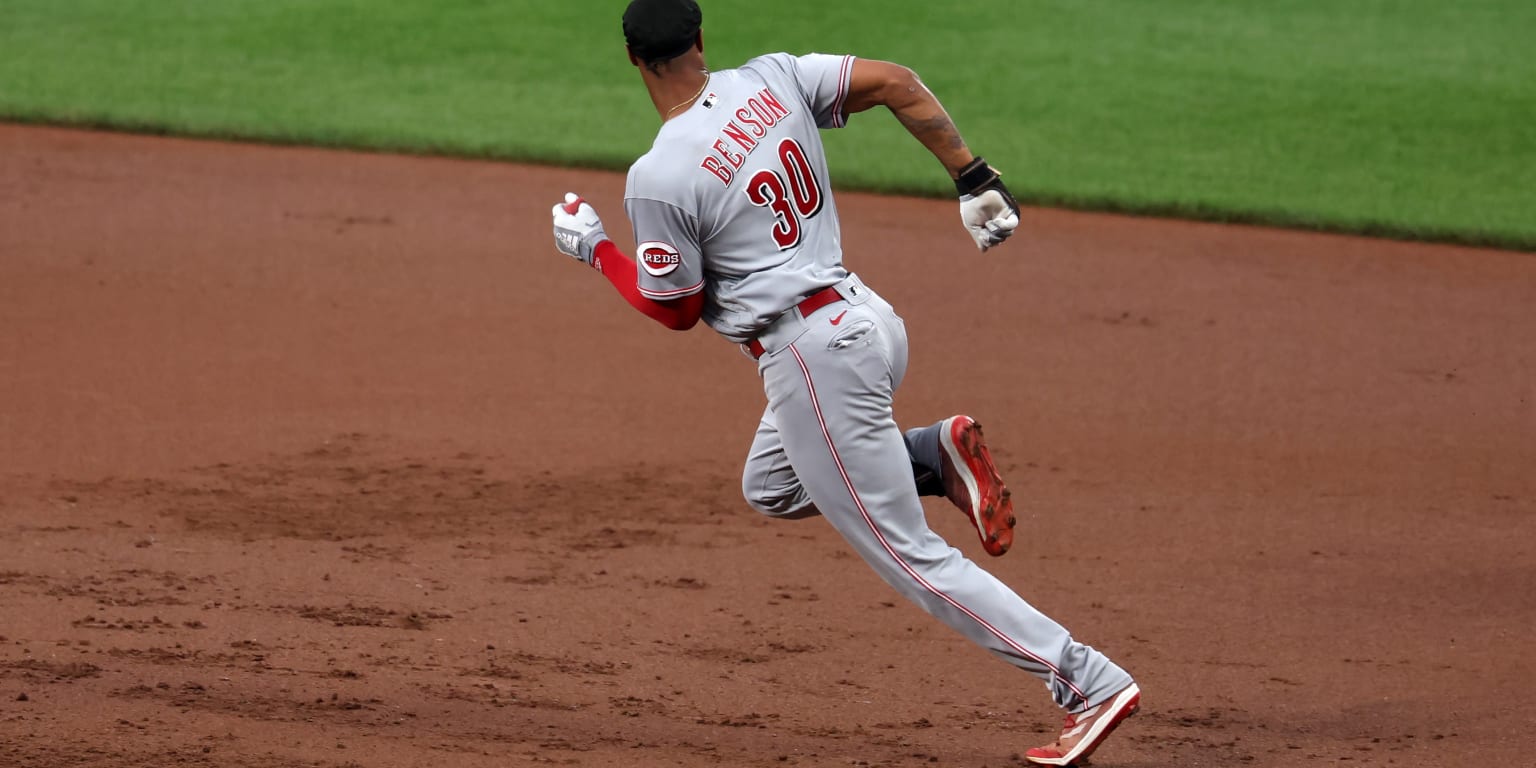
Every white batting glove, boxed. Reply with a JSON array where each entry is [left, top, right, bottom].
[[551, 192, 609, 266], [954, 158, 1021, 252], [960, 190, 1020, 251]]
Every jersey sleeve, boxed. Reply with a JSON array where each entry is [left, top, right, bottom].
[[758, 52, 856, 129], [624, 196, 706, 300]]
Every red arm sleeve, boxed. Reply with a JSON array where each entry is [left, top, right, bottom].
[[591, 239, 704, 331]]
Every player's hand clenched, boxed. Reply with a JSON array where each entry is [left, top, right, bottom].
[[551, 192, 610, 267], [955, 158, 1021, 252]]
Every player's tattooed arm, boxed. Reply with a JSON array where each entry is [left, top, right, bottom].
[[894, 112, 970, 172], [842, 59, 975, 178]]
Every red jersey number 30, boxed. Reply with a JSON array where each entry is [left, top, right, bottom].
[[745, 138, 824, 250]]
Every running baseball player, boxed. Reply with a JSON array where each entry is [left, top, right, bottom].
[[549, 1, 1140, 764]]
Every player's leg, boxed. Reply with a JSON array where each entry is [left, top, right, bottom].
[[743, 407, 964, 522], [906, 423, 947, 497], [758, 289, 1134, 712], [742, 406, 819, 519]]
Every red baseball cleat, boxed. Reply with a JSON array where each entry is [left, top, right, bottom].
[[1025, 683, 1142, 766], [938, 415, 1016, 556]]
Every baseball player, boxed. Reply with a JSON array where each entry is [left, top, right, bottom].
[[549, 1, 1140, 764]]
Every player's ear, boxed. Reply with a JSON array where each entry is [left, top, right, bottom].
[[695, 31, 704, 55], [626, 46, 640, 67]]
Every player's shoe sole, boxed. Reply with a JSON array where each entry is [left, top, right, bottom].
[[938, 416, 1016, 557], [1024, 683, 1141, 766]]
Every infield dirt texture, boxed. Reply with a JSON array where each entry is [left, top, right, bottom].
[[1, 125, 1533, 766]]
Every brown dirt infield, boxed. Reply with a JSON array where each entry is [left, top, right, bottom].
[[2, 124, 1533, 767]]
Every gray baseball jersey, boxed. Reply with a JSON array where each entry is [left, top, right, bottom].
[[625, 52, 855, 343]]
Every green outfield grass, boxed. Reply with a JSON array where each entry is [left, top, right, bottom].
[[3, 0, 1533, 248]]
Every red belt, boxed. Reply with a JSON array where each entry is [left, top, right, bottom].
[[745, 286, 844, 359]]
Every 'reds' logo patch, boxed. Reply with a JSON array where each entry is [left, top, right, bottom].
[[638, 241, 683, 277]]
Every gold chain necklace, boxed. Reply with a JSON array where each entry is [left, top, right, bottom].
[[664, 72, 710, 118]]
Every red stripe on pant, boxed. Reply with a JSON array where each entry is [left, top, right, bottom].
[[787, 344, 1086, 701]]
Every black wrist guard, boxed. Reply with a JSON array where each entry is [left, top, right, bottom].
[[955, 157, 999, 196], [954, 156, 1019, 210]]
